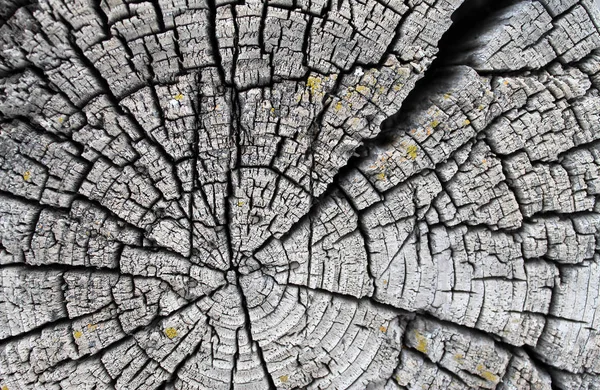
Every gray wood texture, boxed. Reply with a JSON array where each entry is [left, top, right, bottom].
[[1, 0, 600, 388]]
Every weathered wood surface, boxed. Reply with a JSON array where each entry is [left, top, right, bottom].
[[1, 0, 600, 388]]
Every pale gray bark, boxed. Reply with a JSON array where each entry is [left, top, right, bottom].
[[1, 0, 600, 389]]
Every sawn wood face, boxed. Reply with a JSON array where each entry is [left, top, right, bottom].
[[1, 0, 600, 388]]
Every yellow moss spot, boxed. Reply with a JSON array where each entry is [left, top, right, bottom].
[[379, 325, 387, 332], [174, 93, 184, 101], [73, 330, 83, 339], [407, 145, 418, 160], [270, 107, 276, 116], [393, 84, 404, 92], [443, 92, 452, 100], [503, 80, 509, 86], [478, 104, 485, 111], [237, 200, 244, 207], [334, 101, 343, 111], [164, 327, 178, 339], [306, 76, 321, 95], [482, 371, 499, 382], [482, 159, 487, 165], [23, 170, 31, 181], [454, 353, 464, 361], [58, 116, 64, 124], [414, 331, 428, 353], [430, 120, 440, 128], [355, 85, 369, 94], [2, 385, 8, 390], [87, 323, 98, 331], [476, 364, 499, 382], [383, 279, 388, 285], [375, 172, 386, 181], [463, 119, 471, 126], [279, 375, 288, 383]]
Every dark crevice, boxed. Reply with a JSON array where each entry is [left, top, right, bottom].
[[380, 0, 517, 133], [428, 0, 524, 69]]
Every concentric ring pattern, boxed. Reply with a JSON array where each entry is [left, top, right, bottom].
[[1, 0, 600, 388]]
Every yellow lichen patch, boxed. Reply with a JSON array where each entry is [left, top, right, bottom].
[[375, 172, 386, 181], [379, 326, 387, 333], [383, 279, 388, 285], [443, 92, 452, 100], [22, 170, 31, 181], [164, 327, 178, 339], [237, 200, 244, 207], [478, 104, 485, 111], [334, 101, 343, 111], [174, 93, 184, 101], [2, 385, 8, 390], [481, 371, 499, 382], [279, 375, 288, 383], [476, 364, 499, 383], [414, 331, 428, 353], [73, 330, 83, 339], [407, 145, 418, 160], [454, 353, 464, 361], [355, 85, 369, 94], [270, 107, 276, 116], [463, 119, 471, 126], [306, 76, 322, 95], [87, 323, 98, 331], [396, 66, 410, 76], [430, 120, 440, 128], [393, 83, 404, 92], [482, 159, 487, 165], [58, 116, 65, 124]]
